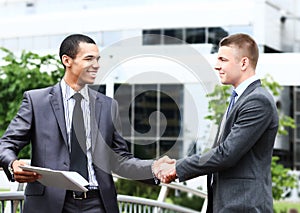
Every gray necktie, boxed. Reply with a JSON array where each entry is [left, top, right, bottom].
[[226, 90, 238, 118], [70, 93, 88, 181]]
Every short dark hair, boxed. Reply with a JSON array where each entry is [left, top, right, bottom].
[[219, 33, 259, 69], [59, 34, 96, 62]]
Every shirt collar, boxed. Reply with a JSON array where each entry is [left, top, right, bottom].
[[234, 75, 259, 100], [60, 79, 89, 102]]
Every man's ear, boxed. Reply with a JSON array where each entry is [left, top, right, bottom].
[[61, 55, 72, 68], [240, 57, 249, 71]]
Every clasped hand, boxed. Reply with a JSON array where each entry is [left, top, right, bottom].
[[152, 156, 177, 183]]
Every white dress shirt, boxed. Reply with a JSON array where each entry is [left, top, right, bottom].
[[61, 80, 98, 187]]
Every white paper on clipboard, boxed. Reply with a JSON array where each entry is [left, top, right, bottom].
[[20, 165, 89, 192]]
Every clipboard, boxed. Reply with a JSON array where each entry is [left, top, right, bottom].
[[19, 165, 89, 192]]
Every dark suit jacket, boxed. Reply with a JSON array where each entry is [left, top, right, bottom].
[[176, 80, 279, 212], [0, 82, 154, 213]]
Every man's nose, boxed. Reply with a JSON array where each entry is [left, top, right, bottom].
[[93, 59, 100, 68], [214, 63, 221, 71]]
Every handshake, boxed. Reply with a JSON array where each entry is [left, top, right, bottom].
[[152, 156, 177, 183]]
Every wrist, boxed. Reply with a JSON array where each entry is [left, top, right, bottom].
[[151, 160, 159, 184], [8, 160, 16, 182]]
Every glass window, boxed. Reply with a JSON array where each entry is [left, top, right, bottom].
[[133, 85, 157, 137], [296, 92, 300, 112], [142, 29, 162, 45], [208, 27, 228, 45], [295, 142, 300, 162], [160, 140, 182, 159], [297, 115, 300, 139], [134, 139, 157, 159], [113, 83, 184, 159], [114, 84, 132, 137], [163, 29, 183, 44], [160, 85, 183, 137], [186, 28, 206, 44]]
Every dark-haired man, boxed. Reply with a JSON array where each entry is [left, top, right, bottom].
[[0, 34, 171, 213]]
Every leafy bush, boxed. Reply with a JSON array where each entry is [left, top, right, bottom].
[[272, 156, 298, 200], [0, 47, 64, 158]]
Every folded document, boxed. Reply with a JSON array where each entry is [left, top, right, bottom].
[[20, 165, 89, 192]]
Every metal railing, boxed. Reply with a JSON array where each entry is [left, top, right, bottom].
[[118, 195, 200, 213], [0, 193, 203, 213], [0, 173, 207, 213], [0, 192, 23, 213]]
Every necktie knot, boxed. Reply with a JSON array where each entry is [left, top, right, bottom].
[[73, 93, 83, 102], [226, 90, 238, 118], [231, 90, 238, 99]]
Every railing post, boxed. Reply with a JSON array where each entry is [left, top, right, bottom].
[[200, 197, 207, 213], [1, 200, 4, 213], [19, 200, 23, 213], [10, 200, 14, 213], [157, 185, 168, 202]]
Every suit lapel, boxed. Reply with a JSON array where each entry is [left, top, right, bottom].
[[50, 83, 68, 146], [214, 80, 262, 147], [89, 88, 103, 153]]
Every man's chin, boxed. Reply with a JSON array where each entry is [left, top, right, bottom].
[[83, 79, 96, 85]]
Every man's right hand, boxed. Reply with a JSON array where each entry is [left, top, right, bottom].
[[12, 160, 41, 183]]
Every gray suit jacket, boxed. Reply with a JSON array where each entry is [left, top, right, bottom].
[[0, 83, 154, 213], [176, 80, 278, 212]]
